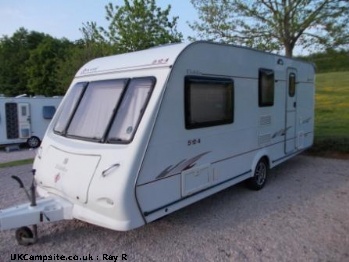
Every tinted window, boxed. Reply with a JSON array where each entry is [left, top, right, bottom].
[[259, 69, 274, 107], [289, 72, 296, 97], [185, 76, 234, 129], [43, 106, 56, 119]]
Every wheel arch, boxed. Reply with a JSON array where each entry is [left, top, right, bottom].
[[251, 151, 271, 175]]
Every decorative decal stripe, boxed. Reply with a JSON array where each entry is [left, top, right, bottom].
[[272, 126, 292, 138], [156, 151, 210, 179]]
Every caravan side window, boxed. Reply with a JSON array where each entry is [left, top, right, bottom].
[[43, 106, 56, 119], [185, 76, 234, 129], [258, 69, 274, 107], [289, 73, 296, 97]]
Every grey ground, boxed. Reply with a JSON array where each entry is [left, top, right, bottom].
[[0, 148, 37, 164], [0, 154, 348, 261]]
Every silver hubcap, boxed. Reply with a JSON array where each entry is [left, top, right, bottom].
[[255, 162, 267, 185], [28, 138, 39, 147]]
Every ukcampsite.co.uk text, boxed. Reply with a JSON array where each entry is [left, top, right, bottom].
[[10, 253, 127, 261]]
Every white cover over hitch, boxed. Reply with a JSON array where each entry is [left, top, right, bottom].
[[0, 196, 73, 230]]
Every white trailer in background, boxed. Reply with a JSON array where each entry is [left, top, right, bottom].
[[0, 41, 315, 245], [0, 96, 62, 148]]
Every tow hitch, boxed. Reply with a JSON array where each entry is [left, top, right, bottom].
[[11, 169, 39, 245], [0, 169, 73, 245]]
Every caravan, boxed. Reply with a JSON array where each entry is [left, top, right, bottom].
[[0, 96, 62, 148], [0, 42, 314, 244]]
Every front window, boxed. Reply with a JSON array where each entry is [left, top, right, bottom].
[[54, 77, 155, 143], [67, 79, 127, 140], [54, 82, 87, 134], [108, 78, 155, 142]]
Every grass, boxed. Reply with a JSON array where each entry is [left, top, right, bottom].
[[315, 71, 349, 137], [0, 158, 34, 169], [311, 71, 349, 155]]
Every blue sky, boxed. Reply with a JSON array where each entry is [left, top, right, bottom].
[[0, 0, 197, 40], [0, 1, 311, 55]]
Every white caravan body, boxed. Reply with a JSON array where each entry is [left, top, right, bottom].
[[0, 97, 61, 147], [1, 42, 315, 234]]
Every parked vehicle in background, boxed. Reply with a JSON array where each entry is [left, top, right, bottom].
[[0, 96, 62, 148]]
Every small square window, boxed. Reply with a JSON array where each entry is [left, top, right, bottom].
[[43, 106, 56, 119]]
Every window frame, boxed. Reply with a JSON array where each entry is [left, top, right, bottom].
[[53, 82, 88, 135], [65, 79, 129, 142], [258, 68, 275, 107], [53, 77, 155, 144], [107, 76, 156, 144], [184, 75, 234, 130], [42, 106, 56, 120]]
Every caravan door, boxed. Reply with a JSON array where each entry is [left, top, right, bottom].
[[17, 103, 31, 139], [285, 68, 297, 153]]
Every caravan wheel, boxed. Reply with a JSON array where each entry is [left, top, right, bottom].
[[246, 158, 268, 191], [15, 226, 34, 246], [27, 136, 41, 148]]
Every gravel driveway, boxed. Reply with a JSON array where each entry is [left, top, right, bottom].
[[0, 155, 348, 261]]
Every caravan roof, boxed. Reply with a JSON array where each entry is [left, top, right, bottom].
[[76, 43, 189, 77]]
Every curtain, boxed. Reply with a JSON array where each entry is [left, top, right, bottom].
[[108, 78, 153, 142], [67, 79, 125, 140]]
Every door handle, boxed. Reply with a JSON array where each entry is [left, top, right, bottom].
[[293, 102, 296, 108], [102, 163, 120, 177]]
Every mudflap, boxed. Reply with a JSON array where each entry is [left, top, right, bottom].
[[0, 196, 73, 231]]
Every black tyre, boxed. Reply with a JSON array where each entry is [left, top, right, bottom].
[[27, 136, 41, 148], [15, 226, 34, 246], [246, 158, 268, 190]]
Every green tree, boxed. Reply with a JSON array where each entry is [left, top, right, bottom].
[[299, 48, 349, 73], [56, 38, 112, 93], [26, 37, 73, 96], [0, 28, 76, 96], [0, 28, 48, 95], [190, 0, 349, 57], [56, 24, 116, 94], [81, 0, 183, 53]]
